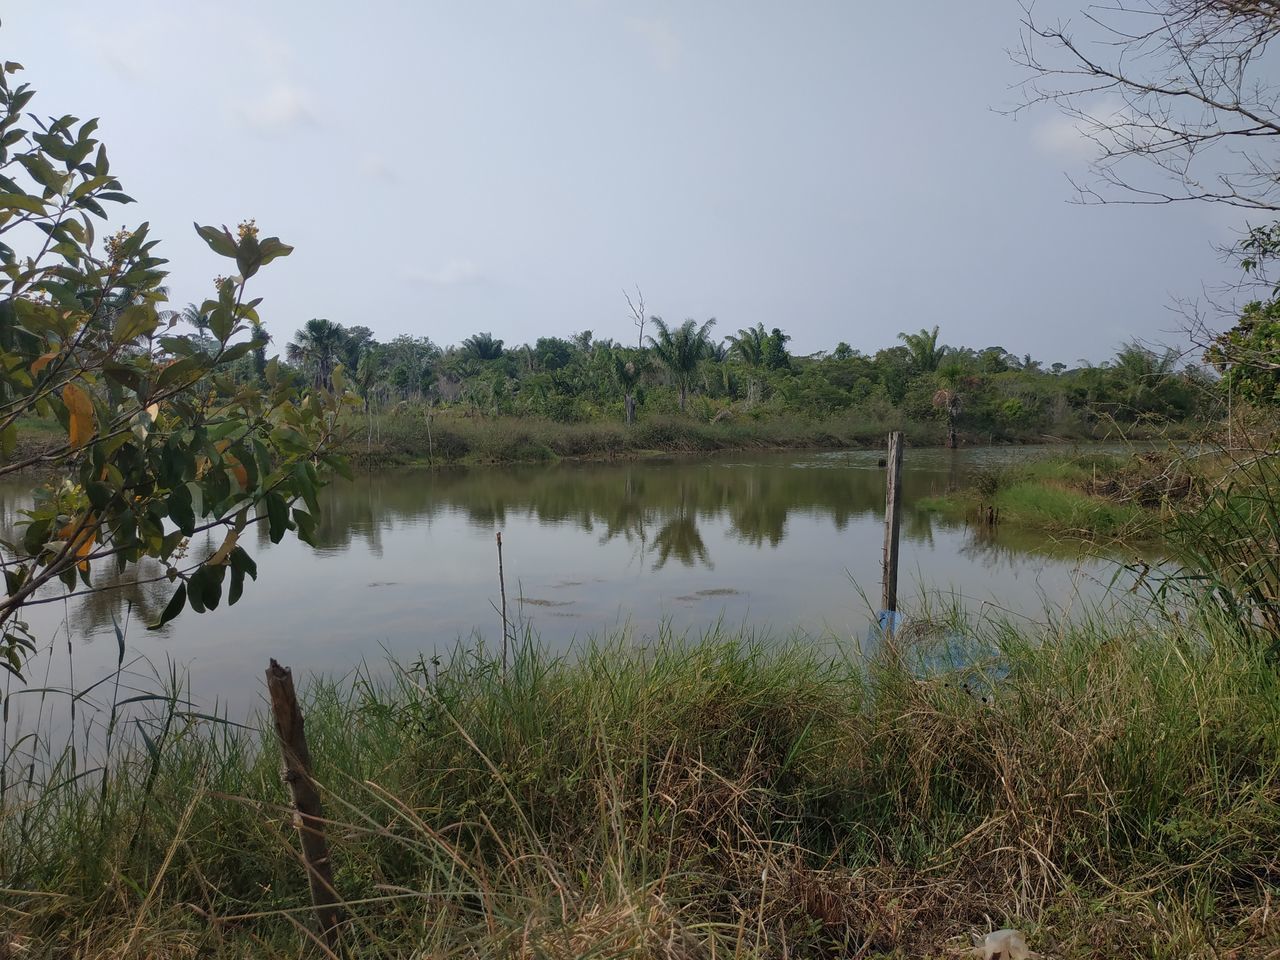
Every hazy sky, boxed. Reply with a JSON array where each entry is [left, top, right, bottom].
[[5, 2, 1252, 363]]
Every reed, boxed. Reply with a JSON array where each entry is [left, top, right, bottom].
[[1, 602, 1276, 958]]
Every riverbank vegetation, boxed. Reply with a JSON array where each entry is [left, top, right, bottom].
[[919, 448, 1189, 542], [3, 600, 1278, 959], [292, 321, 1218, 465]]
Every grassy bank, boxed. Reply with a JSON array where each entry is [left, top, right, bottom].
[[4, 609, 1277, 958], [339, 409, 941, 467], [919, 450, 1200, 541], [335, 407, 1176, 468]]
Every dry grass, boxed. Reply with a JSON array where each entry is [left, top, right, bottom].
[[1, 608, 1278, 958]]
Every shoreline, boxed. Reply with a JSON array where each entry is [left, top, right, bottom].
[[335, 411, 1199, 470]]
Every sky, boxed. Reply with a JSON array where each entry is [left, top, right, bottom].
[[4, 2, 1254, 364]]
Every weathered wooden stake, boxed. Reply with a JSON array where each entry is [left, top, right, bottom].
[[496, 532, 509, 672], [881, 431, 904, 628], [265, 659, 344, 952]]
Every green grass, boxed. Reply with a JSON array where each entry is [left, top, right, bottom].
[[3, 605, 1278, 958], [337, 408, 951, 467], [921, 451, 1173, 541]]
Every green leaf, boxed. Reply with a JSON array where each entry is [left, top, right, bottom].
[[111, 304, 155, 344], [219, 341, 253, 363], [265, 491, 290, 544], [156, 356, 208, 391], [17, 153, 65, 192], [85, 481, 113, 512], [150, 583, 186, 629], [201, 564, 225, 611], [167, 483, 194, 535], [0, 192, 45, 214], [194, 223, 237, 259], [256, 236, 293, 267], [228, 563, 245, 605], [292, 506, 317, 546], [235, 234, 261, 278], [228, 546, 258, 580], [186, 568, 207, 613]]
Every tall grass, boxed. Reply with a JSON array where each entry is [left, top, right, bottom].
[[342, 409, 948, 467], [1160, 433, 1280, 657], [2, 607, 1277, 958], [921, 450, 1177, 542]]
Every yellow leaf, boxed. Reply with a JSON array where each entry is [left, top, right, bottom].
[[146, 403, 159, 421], [62, 383, 94, 449], [55, 514, 96, 572], [207, 529, 238, 566], [75, 528, 95, 572], [30, 351, 57, 375]]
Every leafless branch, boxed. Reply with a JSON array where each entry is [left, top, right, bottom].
[[1013, 0, 1280, 211]]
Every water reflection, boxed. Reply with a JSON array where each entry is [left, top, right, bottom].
[[307, 451, 1138, 573], [0, 447, 1154, 716], [308, 455, 962, 566]]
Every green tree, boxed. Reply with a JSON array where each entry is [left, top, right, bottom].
[[0, 62, 344, 671], [287, 318, 347, 390], [897, 325, 946, 373], [647, 317, 716, 412], [763, 326, 791, 370], [1206, 299, 1280, 405], [934, 361, 966, 448], [726, 323, 767, 404], [609, 348, 646, 425], [462, 331, 504, 361]]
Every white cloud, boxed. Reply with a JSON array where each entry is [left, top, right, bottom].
[[407, 258, 484, 286], [240, 83, 316, 133], [1031, 98, 1129, 163], [1032, 115, 1096, 162], [624, 16, 681, 71]]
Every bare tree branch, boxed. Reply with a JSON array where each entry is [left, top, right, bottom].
[[1013, 0, 1280, 211]]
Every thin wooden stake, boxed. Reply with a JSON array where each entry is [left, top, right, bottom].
[[265, 659, 344, 953], [881, 431, 904, 629], [496, 532, 509, 672]]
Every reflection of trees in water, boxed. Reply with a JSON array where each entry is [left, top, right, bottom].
[[956, 522, 1146, 574], [652, 512, 711, 570], [18, 556, 174, 641], [301, 460, 932, 565], [0, 455, 1022, 638], [904, 507, 937, 547]]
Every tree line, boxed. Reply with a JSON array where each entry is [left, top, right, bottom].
[[232, 313, 1221, 440]]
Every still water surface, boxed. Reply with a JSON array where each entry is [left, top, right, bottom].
[[0, 446, 1150, 717]]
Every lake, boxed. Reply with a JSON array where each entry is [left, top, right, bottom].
[[0, 445, 1152, 721]]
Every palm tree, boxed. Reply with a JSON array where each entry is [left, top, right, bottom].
[[726, 323, 768, 405], [287, 318, 347, 390], [1110, 341, 1181, 414], [355, 346, 385, 413], [647, 317, 716, 412], [934, 361, 966, 448], [248, 317, 270, 383], [609, 349, 646, 425], [461, 332, 504, 361], [898, 325, 946, 373], [180, 302, 209, 335]]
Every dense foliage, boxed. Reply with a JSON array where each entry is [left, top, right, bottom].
[[0, 61, 343, 676], [276, 313, 1218, 439]]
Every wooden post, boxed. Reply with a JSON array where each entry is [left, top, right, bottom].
[[265, 659, 344, 952], [881, 431, 904, 626], [496, 532, 509, 672]]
